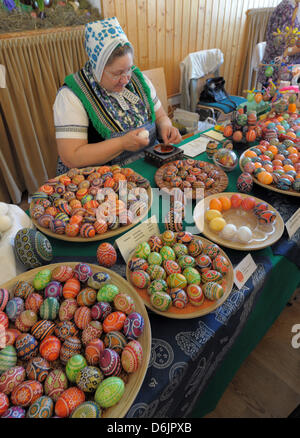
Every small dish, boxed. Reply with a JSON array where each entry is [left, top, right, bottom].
[[153, 144, 175, 155], [213, 148, 238, 172]]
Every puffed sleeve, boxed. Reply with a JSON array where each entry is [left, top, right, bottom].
[[53, 86, 89, 139], [143, 75, 162, 112]]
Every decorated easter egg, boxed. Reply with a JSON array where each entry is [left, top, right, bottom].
[[203, 282, 224, 300], [130, 270, 151, 289], [26, 356, 50, 382], [0, 392, 9, 415], [52, 265, 73, 282], [14, 228, 53, 269], [99, 348, 121, 377], [63, 278, 81, 300], [253, 202, 269, 216], [147, 252, 163, 266], [113, 293, 135, 314], [1, 406, 26, 418], [74, 306, 92, 330], [31, 319, 56, 341], [202, 270, 223, 284], [163, 259, 181, 276], [26, 395, 54, 418], [183, 267, 201, 285], [77, 287, 97, 307], [203, 243, 220, 260], [167, 273, 187, 289], [66, 354, 87, 382], [88, 271, 111, 289], [135, 241, 151, 259], [160, 245, 176, 261], [121, 340, 143, 373], [85, 339, 104, 365], [0, 288, 9, 312], [188, 239, 203, 257], [55, 387, 85, 418], [3, 328, 21, 346], [128, 258, 148, 274], [0, 311, 9, 329], [13, 280, 34, 299], [96, 243, 117, 268], [186, 284, 204, 306], [147, 279, 168, 295], [94, 376, 125, 408], [25, 293, 43, 313], [170, 288, 189, 308], [178, 255, 196, 269], [91, 301, 112, 321], [206, 140, 218, 158], [76, 366, 104, 393], [11, 380, 43, 407], [195, 254, 212, 271], [0, 346, 17, 374], [15, 309, 38, 332], [44, 281, 63, 299], [97, 284, 119, 302], [60, 336, 82, 364], [82, 321, 103, 345], [146, 264, 166, 280], [80, 223, 95, 238], [176, 231, 193, 244], [236, 172, 253, 193], [123, 312, 144, 340], [161, 230, 176, 246], [33, 269, 52, 290], [15, 333, 39, 360], [54, 320, 78, 341], [103, 311, 126, 333], [150, 291, 172, 311], [39, 297, 59, 320], [212, 255, 230, 275], [148, 235, 163, 252], [39, 335, 61, 361], [103, 331, 127, 355], [71, 401, 102, 418], [44, 369, 68, 402], [0, 366, 26, 395], [257, 210, 276, 224], [172, 243, 188, 257], [74, 263, 93, 282]]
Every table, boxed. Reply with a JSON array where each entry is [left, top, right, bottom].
[[46, 134, 300, 418]]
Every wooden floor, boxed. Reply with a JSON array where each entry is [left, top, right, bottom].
[[205, 288, 300, 418], [18, 192, 300, 418]]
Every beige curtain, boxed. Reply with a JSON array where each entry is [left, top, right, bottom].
[[237, 8, 275, 96], [0, 27, 88, 203]]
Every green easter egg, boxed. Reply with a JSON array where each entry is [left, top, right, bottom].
[[66, 354, 87, 382], [33, 269, 52, 290], [97, 284, 119, 302]]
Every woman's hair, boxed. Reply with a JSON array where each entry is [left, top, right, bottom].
[[106, 44, 134, 66]]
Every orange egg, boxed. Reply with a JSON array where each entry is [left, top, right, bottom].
[[55, 387, 85, 418], [288, 153, 299, 164], [273, 165, 284, 172], [232, 130, 243, 142], [223, 125, 233, 137], [287, 146, 298, 155], [263, 164, 273, 173], [244, 150, 257, 158], [283, 164, 295, 172], [241, 197, 256, 211], [218, 196, 231, 211], [209, 198, 223, 212], [257, 144, 267, 153], [282, 174, 294, 183], [246, 129, 256, 142], [272, 159, 283, 167], [76, 188, 88, 200], [255, 92, 263, 103], [69, 199, 82, 210], [63, 278, 81, 299], [230, 193, 243, 208], [286, 131, 297, 139], [69, 215, 83, 226], [254, 162, 262, 169], [257, 171, 273, 185], [277, 116, 284, 122], [268, 145, 278, 155], [274, 154, 285, 162]]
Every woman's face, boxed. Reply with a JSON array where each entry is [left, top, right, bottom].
[[100, 53, 134, 93]]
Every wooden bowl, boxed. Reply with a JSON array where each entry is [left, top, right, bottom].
[[0, 262, 151, 418]]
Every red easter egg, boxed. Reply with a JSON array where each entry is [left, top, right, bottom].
[[62, 278, 81, 300], [65, 223, 80, 237], [96, 243, 117, 268], [0, 366, 26, 395], [39, 335, 61, 361], [25, 293, 43, 313], [121, 340, 143, 373], [223, 125, 233, 137], [230, 193, 243, 208], [94, 219, 108, 235], [4, 329, 21, 346], [85, 339, 105, 365], [0, 311, 9, 330], [55, 387, 85, 418], [11, 380, 43, 407], [52, 265, 74, 282], [103, 311, 126, 333], [0, 392, 9, 415], [74, 306, 92, 330], [241, 196, 256, 211], [0, 288, 9, 312], [246, 129, 256, 142], [232, 130, 243, 142]]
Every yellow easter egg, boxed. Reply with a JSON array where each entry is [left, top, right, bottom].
[[205, 209, 222, 222], [209, 217, 226, 232]]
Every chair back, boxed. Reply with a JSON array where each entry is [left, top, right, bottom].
[[142, 67, 169, 113]]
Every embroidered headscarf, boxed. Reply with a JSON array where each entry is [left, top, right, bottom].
[[84, 17, 134, 82]]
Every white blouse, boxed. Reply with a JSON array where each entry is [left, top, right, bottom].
[[53, 75, 161, 139]]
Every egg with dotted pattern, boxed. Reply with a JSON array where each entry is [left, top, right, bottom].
[[44, 369, 68, 402], [94, 376, 125, 408], [26, 395, 54, 418], [14, 228, 53, 269]]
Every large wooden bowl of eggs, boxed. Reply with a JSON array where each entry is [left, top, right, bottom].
[[29, 166, 153, 242], [0, 262, 151, 418]]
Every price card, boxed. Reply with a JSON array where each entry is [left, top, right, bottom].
[[179, 136, 210, 157], [203, 129, 225, 141], [233, 254, 258, 290], [115, 215, 160, 262], [285, 208, 300, 239]]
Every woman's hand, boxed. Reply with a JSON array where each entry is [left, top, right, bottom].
[[159, 124, 182, 145], [121, 128, 150, 152]]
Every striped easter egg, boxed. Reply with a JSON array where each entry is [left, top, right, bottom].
[[103, 331, 127, 355], [121, 340, 143, 373], [6, 297, 24, 321], [0, 346, 17, 373], [66, 354, 87, 382], [0, 288, 9, 311], [31, 320, 56, 341], [74, 306, 92, 330], [63, 278, 81, 299], [0, 311, 9, 330], [55, 387, 85, 418], [186, 284, 204, 306], [203, 281, 224, 300], [60, 337, 82, 364], [80, 223, 96, 238], [51, 265, 74, 282], [99, 348, 121, 377], [11, 380, 43, 407], [39, 297, 59, 320], [39, 335, 61, 361]]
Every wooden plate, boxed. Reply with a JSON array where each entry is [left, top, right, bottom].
[[193, 192, 285, 251], [31, 169, 153, 242], [126, 234, 234, 319], [154, 160, 228, 199], [239, 151, 300, 198], [0, 262, 151, 418]]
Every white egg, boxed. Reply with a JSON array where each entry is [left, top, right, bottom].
[[0, 203, 9, 216], [0, 215, 12, 232], [137, 129, 149, 139], [237, 226, 252, 243], [221, 223, 237, 240]]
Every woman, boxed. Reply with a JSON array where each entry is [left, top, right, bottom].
[[257, 0, 300, 86], [53, 17, 181, 175]]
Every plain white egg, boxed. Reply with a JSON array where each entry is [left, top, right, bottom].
[[137, 129, 149, 139], [221, 223, 237, 240], [237, 226, 253, 243], [0, 215, 12, 232], [0, 203, 9, 216]]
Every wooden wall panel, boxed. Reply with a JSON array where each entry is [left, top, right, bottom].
[[101, 0, 281, 97]]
